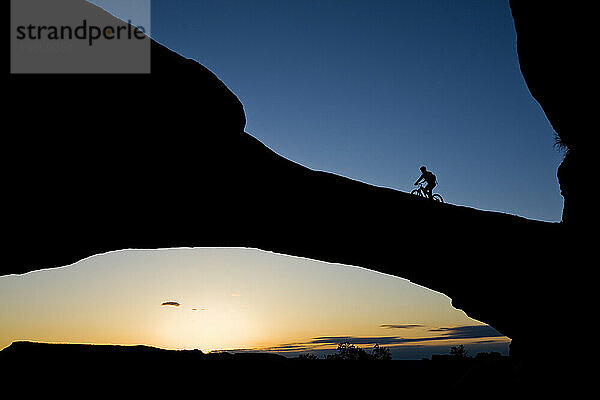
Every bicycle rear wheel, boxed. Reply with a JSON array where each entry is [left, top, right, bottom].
[[432, 194, 443, 203]]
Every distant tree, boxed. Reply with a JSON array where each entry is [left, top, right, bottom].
[[326, 342, 369, 360], [371, 344, 392, 360], [450, 345, 470, 359], [325, 342, 391, 360]]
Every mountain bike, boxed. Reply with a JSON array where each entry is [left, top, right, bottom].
[[411, 183, 444, 203]]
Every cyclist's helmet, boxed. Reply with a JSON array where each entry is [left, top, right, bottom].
[[420, 166, 427, 172]]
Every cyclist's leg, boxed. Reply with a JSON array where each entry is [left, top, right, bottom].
[[424, 184, 433, 199], [428, 182, 436, 199]]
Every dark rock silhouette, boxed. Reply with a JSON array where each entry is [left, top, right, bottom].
[[0, 341, 286, 362], [509, 1, 596, 228], [4, 0, 593, 390], [0, 341, 523, 393]]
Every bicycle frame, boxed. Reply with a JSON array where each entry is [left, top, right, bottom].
[[411, 183, 443, 203], [415, 183, 429, 197]]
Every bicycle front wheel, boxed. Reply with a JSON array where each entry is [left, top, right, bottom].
[[432, 194, 444, 203], [411, 189, 423, 197]]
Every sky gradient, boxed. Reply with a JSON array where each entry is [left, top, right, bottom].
[[0, 248, 510, 359], [90, 0, 563, 221], [144, 0, 563, 222], [88, 1, 564, 221]]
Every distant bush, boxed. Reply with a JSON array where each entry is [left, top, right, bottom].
[[371, 344, 392, 360], [324, 342, 392, 361], [450, 345, 470, 359], [553, 132, 569, 154]]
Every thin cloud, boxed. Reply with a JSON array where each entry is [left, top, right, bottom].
[[309, 336, 405, 346], [272, 326, 506, 349], [161, 301, 180, 307], [380, 324, 424, 330], [260, 344, 312, 352], [428, 325, 504, 339]]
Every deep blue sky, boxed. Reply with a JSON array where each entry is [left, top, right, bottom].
[[103, 0, 564, 222]]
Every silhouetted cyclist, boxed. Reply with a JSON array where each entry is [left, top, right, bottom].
[[414, 166, 437, 199]]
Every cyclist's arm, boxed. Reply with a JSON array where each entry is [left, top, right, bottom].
[[414, 175, 423, 185]]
